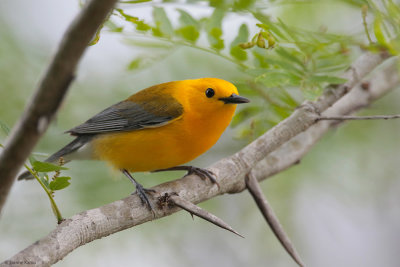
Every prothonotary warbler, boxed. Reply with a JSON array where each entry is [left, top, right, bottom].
[[18, 78, 249, 210]]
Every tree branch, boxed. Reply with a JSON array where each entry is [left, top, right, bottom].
[[3, 53, 397, 266], [317, 114, 400, 120], [249, 60, 399, 184], [222, 52, 390, 193], [246, 173, 305, 267], [213, 51, 391, 195], [167, 194, 243, 238], [0, 0, 118, 215]]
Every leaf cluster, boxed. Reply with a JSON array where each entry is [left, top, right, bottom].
[[106, 1, 366, 139], [0, 121, 70, 223], [365, 0, 400, 55]]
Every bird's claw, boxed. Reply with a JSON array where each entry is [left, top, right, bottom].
[[153, 165, 219, 189], [185, 167, 220, 189], [132, 184, 157, 215], [186, 166, 214, 181]]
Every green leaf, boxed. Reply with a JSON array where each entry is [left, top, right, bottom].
[[127, 53, 171, 71], [230, 24, 249, 61], [116, 8, 138, 23], [124, 39, 172, 49], [373, 16, 387, 46], [206, 9, 225, 50], [233, 0, 256, 10], [309, 75, 347, 84], [28, 155, 37, 166], [209, 28, 224, 50], [116, 9, 151, 32], [128, 58, 144, 70], [135, 20, 152, 32], [231, 106, 262, 127], [230, 46, 247, 61], [0, 120, 10, 136], [386, 0, 400, 21], [277, 87, 299, 108], [275, 47, 305, 70], [271, 103, 292, 118], [209, 0, 225, 8], [256, 71, 301, 88], [105, 21, 123, 32], [49, 177, 71, 191], [40, 174, 50, 188], [175, 9, 200, 42], [267, 58, 304, 76], [252, 51, 269, 68], [176, 25, 200, 42], [127, 56, 154, 71], [32, 161, 68, 172], [89, 30, 101, 46], [177, 9, 199, 27], [206, 8, 224, 32], [153, 7, 174, 37]]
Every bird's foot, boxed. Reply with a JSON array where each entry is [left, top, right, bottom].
[[154, 166, 219, 188], [132, 184, 157, 213], [184, 166, 217, 183], [122, 169, 157, 215]]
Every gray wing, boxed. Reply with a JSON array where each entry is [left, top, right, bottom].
[[67, 100, 182, 135]]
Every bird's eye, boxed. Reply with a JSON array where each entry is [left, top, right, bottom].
[[205, 88, 215, 98]]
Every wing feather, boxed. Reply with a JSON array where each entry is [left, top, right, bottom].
[[67, 98, 183, 135]]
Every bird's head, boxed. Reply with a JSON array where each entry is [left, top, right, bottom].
[[177, 78, 250, 117]]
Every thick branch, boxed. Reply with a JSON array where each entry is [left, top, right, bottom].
[[250, 60, 399, 183], [4, 55, 397, 266], [222, 52, 390, 193], [0, 0, 118, 214]]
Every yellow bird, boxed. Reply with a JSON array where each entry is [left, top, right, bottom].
[[19, 78, 249, 209]]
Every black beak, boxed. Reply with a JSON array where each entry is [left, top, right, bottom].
[[219, 94, 250, 104]]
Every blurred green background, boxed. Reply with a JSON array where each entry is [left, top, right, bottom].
[[1, 1, 400, 266]]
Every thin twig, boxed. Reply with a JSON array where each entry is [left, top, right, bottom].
[[361, 5, 373, 44], [317, 114, 400, 121], [245, 173, 305, 267], [0, 0, 118, 215], [167, 194, 244, 238], [23, 164, 63, 223]]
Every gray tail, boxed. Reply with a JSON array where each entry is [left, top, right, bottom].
[[17, 135, 93, 180]]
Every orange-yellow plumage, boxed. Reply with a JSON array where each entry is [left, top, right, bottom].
[[91, 78, 240, 171], [18, 78, 249, 189]]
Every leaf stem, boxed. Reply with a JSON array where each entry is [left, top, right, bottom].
[[24, 164, 64, 223], [161, 37, 252, 70], [362, 5, 373, 44], [123, 33, 252, 70]]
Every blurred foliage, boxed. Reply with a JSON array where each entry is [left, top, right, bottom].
[[103, 0, 400, 141], [367, 0, 400, 54], [0, 121, 70, 223]]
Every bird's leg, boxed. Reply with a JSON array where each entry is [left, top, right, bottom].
[[153, 166, 218, 185], [121, 169, 156, 213]]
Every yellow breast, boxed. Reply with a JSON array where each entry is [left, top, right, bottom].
[[91, 104, 235, 172], [90, 78, 240, 172]]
